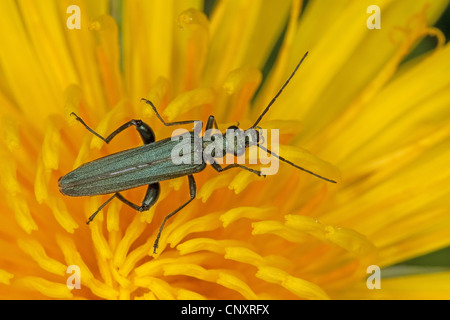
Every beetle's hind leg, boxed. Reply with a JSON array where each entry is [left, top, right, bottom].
[[71, 112, 156, 145], [153, 175, 196, 254], [86, 193, 117, 224], [86, 183, 160, 224], [89, 176, 196, 254], [115, 182, 161, 212]]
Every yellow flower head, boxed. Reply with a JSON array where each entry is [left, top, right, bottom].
[[1, 0, 450, 300]]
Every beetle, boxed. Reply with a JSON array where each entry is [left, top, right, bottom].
[[58, 51, 336, 253]]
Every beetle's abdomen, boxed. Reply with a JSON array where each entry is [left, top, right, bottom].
[[59, 136, 205, 197]]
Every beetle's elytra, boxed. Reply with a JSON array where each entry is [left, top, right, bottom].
[[59, 51, 336, 254]]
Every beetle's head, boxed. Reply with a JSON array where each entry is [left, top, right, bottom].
[[224, 125, 260, 156]]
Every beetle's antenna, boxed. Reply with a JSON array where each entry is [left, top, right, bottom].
[[257, 144, 337, 183], [250, 51, 309, 129]]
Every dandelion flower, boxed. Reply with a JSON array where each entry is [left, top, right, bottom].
[[1, 0, 450, 300]]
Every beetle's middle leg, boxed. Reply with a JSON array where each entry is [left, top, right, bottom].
[[86, 183, 161, 224], [71, 112, 156, 145]]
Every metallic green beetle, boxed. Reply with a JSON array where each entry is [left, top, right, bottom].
[[58, 52, 336, 253]]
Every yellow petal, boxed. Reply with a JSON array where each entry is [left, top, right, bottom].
[[163, 87, 215, 121], [205, 0, 291, 87], [41, 115, 62, 170], [90, 220, 113, 261], [89, 15, 123, 106], [177, 288, 206, 300], [197, 172, 235, 202], [48, 197, 79, 234], [119, 240, 154, 277], [17, 238, 66, 276], [341, 271, 450, 299], [134, 253, 212, 278], [15, 276, 73, 299], [122, 0, 202, 101], [323, 225, 376, 257], [7, 195, 37, 234], [174, 8, 210, 92], [220, 67, 262, 121], [0, 152, 20, 195], [0, 269, 14, 285], [177, 238, 249, 255], [88, 278, 119, 300], [285, 215, 376, 256], [113, 215, 147, 268], [163, 263, 218, 282], [133, 276, 175, 300], [252, 220, 308, 243], [56, 234, 94, 283], [220, 206, 276, 228], [256, 266, 329, 300], [228, 170, 261, 195], [106, 200, 121, 232], [216, 272, 258, 300], [166, 212, 222, 249], [1, 114, 20, 151]]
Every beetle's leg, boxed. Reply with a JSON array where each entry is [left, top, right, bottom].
[[153, 175, 196, 254], [141, 98, 199, 127], [115, 182, 161, 211], [205, 115, 219, 130], [204, 115, 220, 139], [211, 162, 265, 177], [86, 193, 117, 224], [86, 183, 161, 225], [71, 112, 156, 145]]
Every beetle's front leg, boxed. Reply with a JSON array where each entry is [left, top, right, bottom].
[[211, 162, 265, 177], [204, 115, 219, 140]]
